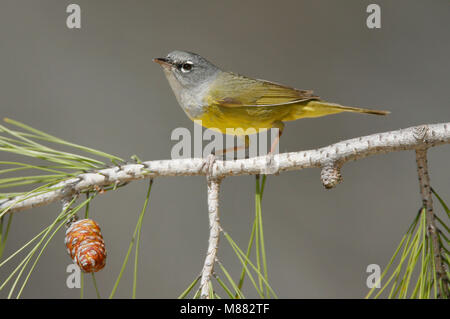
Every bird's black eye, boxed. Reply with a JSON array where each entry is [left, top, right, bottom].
[[180, 62, 193, 72]]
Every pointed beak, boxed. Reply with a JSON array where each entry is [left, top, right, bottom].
[[153, 57, 172, 67]]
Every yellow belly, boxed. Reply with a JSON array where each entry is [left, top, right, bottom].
[[195, 104, 293, 135], [193, 100, 357, 136]]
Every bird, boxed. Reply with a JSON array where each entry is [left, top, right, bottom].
[[153, 50, 389, 155]]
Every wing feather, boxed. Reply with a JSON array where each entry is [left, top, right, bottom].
[[205, 72, 319, 107]]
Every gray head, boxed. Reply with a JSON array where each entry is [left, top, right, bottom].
[[153, 50, 220, 89]]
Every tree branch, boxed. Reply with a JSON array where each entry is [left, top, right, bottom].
[[1, 122, 449, 214], [200, 165, 222, 299], [415, 148, 449, 298]]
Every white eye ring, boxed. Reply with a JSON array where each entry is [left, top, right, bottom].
[[180, 62, 193, 73]]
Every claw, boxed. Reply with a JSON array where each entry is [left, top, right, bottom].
[[94, 185, 106, 194]]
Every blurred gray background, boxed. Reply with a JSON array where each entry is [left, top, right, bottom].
[[1, 0, 449, 298]]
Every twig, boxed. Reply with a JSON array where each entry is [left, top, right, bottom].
[[200, 155, 222, 299], [415, 147, 449, 298], [1, 122, 450, 214], [61, 196, 77, 226]]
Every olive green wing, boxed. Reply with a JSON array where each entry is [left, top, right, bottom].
[[205, 72, 319, 107]]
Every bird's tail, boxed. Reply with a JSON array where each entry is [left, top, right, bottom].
[[287, 100, 390, 120]]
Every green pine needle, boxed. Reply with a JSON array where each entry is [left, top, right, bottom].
[[178, 275, 201, 299], [216, 260, 245, 299], [222, 229, 278, 298], [236, 174, 271, 298], [367, 187, 449, 299], [0, 213, 13, 259], [109, 179, 153, 299], [0, 119, 125, 209], [213, 273, 235, 299]]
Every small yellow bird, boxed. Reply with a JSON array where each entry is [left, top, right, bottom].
[[154, 50, 389, 153]]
